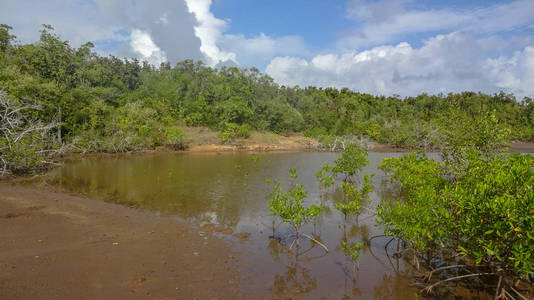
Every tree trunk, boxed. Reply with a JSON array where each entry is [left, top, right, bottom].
[[57, 107, 62, 144]]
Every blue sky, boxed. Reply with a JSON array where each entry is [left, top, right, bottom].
[[1, 0, 533, 98], [211, 0, 351, 52]]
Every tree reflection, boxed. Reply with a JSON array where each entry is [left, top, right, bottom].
[[270, 258, 317, 297], [373, 273, 418, 300], [268, 236, 326, 298]]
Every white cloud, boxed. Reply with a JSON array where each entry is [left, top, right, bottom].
[[486, 47, 534, 97], [0, 0, 203, 64], [341, 0, 534, 48], [184, 0, 237, 66], [346, 0, 405, 22], [184, 0, 310, 68], [266, 32, 534, 98], [2, 0, 532, 99], [130, 29, 167, 65], [219, 33, 310, 68]]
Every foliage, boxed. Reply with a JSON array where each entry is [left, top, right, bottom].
[[379, 151, 534, 276], [341, 241, 364, 262], [316, 144, 374, 224], [336, 176, 372, 218], [316, 144, 369, 185], [377, 113, 533, 294], [220, 122, 251, 144], [268, 169, 322, 237], [164, 126, 186, 150]]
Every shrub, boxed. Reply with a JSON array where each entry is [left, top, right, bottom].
[[164, 126, 186, 150], [377, 113, 533, 297], [267, 169, 322, 243], [220, 122, 250, 144]]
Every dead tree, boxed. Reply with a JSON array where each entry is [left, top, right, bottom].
[[0, 91, 60, 175]]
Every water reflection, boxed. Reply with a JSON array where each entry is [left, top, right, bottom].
[[38, 151, 478, 299], [269, 244, 319, 298]]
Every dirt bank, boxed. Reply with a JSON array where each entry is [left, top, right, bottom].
[[0, 183, 241, 299], [187, 136, 319, 152]]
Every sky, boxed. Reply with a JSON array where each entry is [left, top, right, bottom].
[[1, 0, 533, 98]]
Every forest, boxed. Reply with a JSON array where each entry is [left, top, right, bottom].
[[1, 23, 534, 173]]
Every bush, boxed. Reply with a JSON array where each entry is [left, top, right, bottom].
[[377, 113, 532, 296], [220, 122, 250, 144], [164, 126, 186, 150], [379, 151, 533, 277]]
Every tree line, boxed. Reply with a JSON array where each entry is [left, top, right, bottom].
[[1, 24, 534, 173]]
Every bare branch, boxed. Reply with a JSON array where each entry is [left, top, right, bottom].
[[422, 272, 496, 294], [302, 233, 329, 253]]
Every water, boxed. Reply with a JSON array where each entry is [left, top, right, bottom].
[[41, 151, 487, 299]]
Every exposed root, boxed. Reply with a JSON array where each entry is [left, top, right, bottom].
[[423, 264, 487, 282], [509, 286, 529, 300], [422, 272, 496, 295], [302, 233, 329, 253]]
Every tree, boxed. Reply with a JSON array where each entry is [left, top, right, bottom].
[[0, 24, 15, 53]]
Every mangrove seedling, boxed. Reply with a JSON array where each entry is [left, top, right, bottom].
[[336, 174, 373, 221], [341, 241, 364, 282], [316, 143, 369, 186], [268, 169, 327, 251]]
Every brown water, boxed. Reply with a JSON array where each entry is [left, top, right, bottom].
[[42, 152, 489, 299]]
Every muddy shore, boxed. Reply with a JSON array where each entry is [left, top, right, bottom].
[[0, 183, 242, 299]]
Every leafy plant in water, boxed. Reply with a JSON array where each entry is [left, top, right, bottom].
[[340, 240, 365, 284], [336, 175, 372, 220], [316, 143, 369, 188], [268, 169, 324, 248], [316, 143, 373, 221], [342, 241, 364, 264]]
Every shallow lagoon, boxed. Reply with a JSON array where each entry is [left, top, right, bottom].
[[42, 151, 486, 299]]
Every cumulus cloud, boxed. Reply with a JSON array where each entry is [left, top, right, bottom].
[[129, 29, 167, 65], [184, 0, 312, 68], [486, 47, 534, 98], [219, 33, 310, 68], [0, 0, 202, 64], [266, 32, 534, 98], [184, 0, 237, 66], [341, 0, 534, 48], [265, 0, 534, 98]]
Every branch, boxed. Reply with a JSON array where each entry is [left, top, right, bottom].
[[302, 233, 328, 253], [509, 286, 529, 300], [423, 264, 489, 282], [423, 272, 496, 294]]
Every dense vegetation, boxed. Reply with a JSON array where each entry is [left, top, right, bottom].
[[378, 113, 533, 297], [2, 24, 534, 174]]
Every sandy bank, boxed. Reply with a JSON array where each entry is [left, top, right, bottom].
[[0, 183, 242, 299]]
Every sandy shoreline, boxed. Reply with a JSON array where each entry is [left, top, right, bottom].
[[0, 183, 242, 299]]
